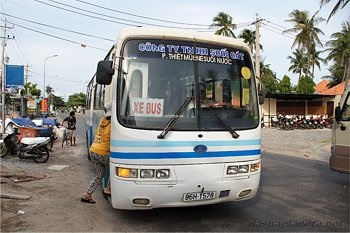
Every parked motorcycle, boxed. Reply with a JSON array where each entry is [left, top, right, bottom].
[[277, 113, 293, 130], [314, 115, 324, 129], [323, 116, 334, 128], [308, 115, 318, 129], [3, 132, 50, 163], [291, 115, 305, 130], [0, 136, 9, 157]]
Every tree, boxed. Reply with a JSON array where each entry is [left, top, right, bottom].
[[260, 61, 278, 94], [279, 75, 293, 94], [238, 29, 263, 54], [239, 29, 254, 52], [46, 85, 54, 97], [23, 82, 41, 97], [309, 44, 326, 77], [320, 0, 350, 22], [210, 12, 237, 38], [52, 95, 65, 109], [323, 63, 344, 88], [325, 20, 350, 85], [66, 92, 86, 109], [287, 49, 309, 78], [296, 75, 316, 94], [284, 10, 325, 77]]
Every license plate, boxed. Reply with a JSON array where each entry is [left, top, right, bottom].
[[183, 191, 216, 202]]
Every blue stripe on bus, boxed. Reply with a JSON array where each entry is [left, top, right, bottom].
[[89, 125, 93, 147], [110, 149, 260, 159], [110, 139, 261, 147]]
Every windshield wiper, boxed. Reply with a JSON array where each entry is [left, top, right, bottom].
[[157, 96, 194, 139], [202, 102, 240, 139]]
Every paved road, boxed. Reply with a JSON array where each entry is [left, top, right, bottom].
[[91, 152, 349, 232]]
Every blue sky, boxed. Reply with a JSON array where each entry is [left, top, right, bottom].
[[1, 0, 349, 99]]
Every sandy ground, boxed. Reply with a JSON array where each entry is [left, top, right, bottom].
[[261, 127, 332, 162], [0, 126, 332, 232], [0, 139, 94, 232]]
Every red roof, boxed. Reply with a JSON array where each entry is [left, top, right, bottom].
[[314, 80, 330, 94], [316, 81, 348, 95]]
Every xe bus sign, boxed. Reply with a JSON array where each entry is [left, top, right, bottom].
[[129, 97, 164, 117], [5, 65, 24, 89]]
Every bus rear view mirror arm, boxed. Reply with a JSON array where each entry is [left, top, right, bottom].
[[335, 105, 346, 130], [258, 83, 266, 105]]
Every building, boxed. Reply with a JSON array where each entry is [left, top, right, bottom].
[[261, 80, 347, 126]]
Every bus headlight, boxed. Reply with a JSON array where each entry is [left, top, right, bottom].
[[238, 165, 249, 173], [250, 162, 260, 172], [227, 166, 238, 175], [140, 169, 155, 178], [117, 167, 138, 178], [156, 169, 170, 179]]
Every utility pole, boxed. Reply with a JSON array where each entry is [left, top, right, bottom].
[[25, 62, 31, 83], [1, 19, 14, 134], [255, 14, 262, 84]]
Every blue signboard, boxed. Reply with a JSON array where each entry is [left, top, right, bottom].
[[5, 65, 24, 88]]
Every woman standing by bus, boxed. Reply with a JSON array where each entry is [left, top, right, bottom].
[[81, 106, 112, 204]]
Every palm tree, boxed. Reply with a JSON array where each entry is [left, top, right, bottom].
[[46, 86, 54, 97], [287, 49, 309, 79], [238, 29, 263, 53], [325, 20, 350, 82], [239, 29, 255, 52], [210, 12, 237, 38], [322, 63, 344, 87], [320, 0, 350, 22], [24, 82, 41, 97], [284, 10, 325, 77], [309, 44, 326, 77]]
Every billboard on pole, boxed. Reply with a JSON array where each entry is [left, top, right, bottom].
[[5, 65, 24, 88]]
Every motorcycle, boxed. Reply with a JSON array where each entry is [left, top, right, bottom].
[[308, 115, 318, 129], [3, 132, 51, 163], [277, 113, 292, 130], [0, 136, 9, 157]]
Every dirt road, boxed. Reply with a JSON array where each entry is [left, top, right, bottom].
[[0, 114, 108, 232]]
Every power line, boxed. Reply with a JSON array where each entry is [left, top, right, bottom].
[[75, 0, 210, 27], [1, 12, 115, 42], [33, 0, 139, 27], [263, 18, 328, 44], [29, 70, 88, 84], [48, 0, 212, 29], [34, 0, 209, 30], [8, 21, 109, 51], [260, 25, 295, 40], [0, 8, 29, 65]]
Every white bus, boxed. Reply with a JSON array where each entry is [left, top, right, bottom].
[[85, 27, 265, 210]]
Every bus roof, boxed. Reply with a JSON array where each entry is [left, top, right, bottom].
[[115, 27, 251, 52]]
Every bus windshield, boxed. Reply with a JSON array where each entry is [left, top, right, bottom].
[[118, 39, 259, 131]]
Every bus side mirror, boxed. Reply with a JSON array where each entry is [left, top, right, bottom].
[[96, 60, 114, 85], [335, 106, 342, 122], [258, 83, 266, 105]]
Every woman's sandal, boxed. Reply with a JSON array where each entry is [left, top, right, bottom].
[[102, 190, 111, 198], [80, 195, 96, 204]]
